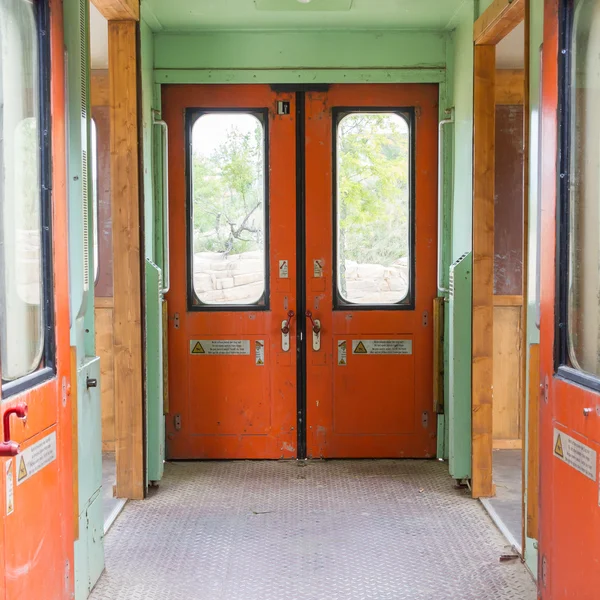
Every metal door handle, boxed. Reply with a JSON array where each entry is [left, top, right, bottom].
[[0, 403, 28, 457], [305, 311, 321, 351], [153, 112, 170, 297], [281, 310, 295, 352]]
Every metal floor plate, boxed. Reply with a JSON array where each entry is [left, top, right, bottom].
[[91, 460, 536, 600]]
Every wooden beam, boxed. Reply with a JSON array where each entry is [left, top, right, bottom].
[[493, 294, 523, 306], [493, 439, 523, 450], [92, 0, 139, 21], [109, 20, 144, 500], [495, 69, 525, 104], [91, 70, 109, 107], [472, 45, 496, 499], [474, 0, 525, 45]]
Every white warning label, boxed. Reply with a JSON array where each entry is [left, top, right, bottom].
[[352, 339, 412, 355], [6, 459, 13, 515], [313, 260, 324, 278], [337, 340, 347, 366], [255, 340, 265, 366], [553, 428, 596, 481], [17, 431, 57, 486], [279, 260, 289, 279], [190, 340, 250, 356]]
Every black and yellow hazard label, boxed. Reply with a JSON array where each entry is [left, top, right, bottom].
[[554, 434, 564, 458], [17, 457, 28, 482], [191, 342, 205, 355], [353, 341, 368, 354]]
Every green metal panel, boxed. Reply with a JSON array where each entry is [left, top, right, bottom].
[[448, 251, 472, 480], [146, 260, 165, 484], [144, 0, 466, 31]]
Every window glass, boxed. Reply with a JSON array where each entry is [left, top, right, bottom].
[[0, 0, 45, 381], [567, 0, 600, 375], [190, 113, 266, 306], [336, 112, 411, 305], [91, 118, 99, 283]]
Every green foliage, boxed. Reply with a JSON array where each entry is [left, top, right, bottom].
[[338, 113, 410, 266], [192, 122, 264, 255]]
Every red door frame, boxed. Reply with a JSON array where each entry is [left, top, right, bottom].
[[1, 1, 74, 597], [539, 0, 600, 597]]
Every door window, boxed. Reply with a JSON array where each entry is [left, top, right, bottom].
[[560, 0, 600, 378], [334, 111, 413, 307], [188, 111, 268, 308], [0, 0, 54, 390]]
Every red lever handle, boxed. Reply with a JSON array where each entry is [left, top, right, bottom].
[[305, 310, 321, 334], [281, 310, 295, 335], [0, 403, 28, 457]]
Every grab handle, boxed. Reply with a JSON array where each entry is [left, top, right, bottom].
[[153, 112, 170, 296], [438, 109, 454, 295]]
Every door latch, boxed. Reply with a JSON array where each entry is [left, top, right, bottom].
[[0, 403, 28, 457], [306, 311, 321, 351], [281, 310, 295, 352]]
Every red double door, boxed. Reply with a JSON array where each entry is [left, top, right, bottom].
[[163, 84, 438, 460]]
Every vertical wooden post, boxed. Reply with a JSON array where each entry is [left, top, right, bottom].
[[109, 20, 144, 500], [472, 44, 496, 499]]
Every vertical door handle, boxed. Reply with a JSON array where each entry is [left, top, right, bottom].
[[281, 310, 295, 352], [305, 311, 321, 351], [0, 403, 28, 457]]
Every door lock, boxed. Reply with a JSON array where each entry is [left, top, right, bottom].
[[281, 310, 295, 352], [0, 403, 28, 457], [305, 311, 321, 351]]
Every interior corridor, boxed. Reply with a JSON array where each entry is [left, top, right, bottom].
[[90, 461, 536, 600]]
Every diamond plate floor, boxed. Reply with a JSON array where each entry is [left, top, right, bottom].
[[91, 460, 536, 600]]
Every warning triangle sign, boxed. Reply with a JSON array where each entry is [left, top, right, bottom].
[[339, 359, 346, 365], [554, 434, 564, 458], [354, 341, 368, 354], [18, 457, 27, 482], [191, 342, 205, 355]]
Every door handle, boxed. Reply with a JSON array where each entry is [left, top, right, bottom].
[[0, 403, 28, 457], [305, 311, 321, 351], [281, 310, 295, 352]]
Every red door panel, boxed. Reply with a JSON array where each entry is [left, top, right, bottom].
[[305, 85, 438, 459], [164, 85, 298, 460]]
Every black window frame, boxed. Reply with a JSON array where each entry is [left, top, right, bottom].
[[1, 0, 56, 398], [185, 107, 270, 313], [332, 107, 416, 312], [555, 0, 600, 391]]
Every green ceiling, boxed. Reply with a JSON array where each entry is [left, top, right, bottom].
[[142, 0, 467, 32]]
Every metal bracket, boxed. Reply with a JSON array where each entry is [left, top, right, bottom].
[[282, 321, 290, 352], [312, 320, 321, 351]]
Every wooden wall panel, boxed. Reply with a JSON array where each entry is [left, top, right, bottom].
[[493, 304, 522, 442], [495, 70, 525, 104], [494, 104, 524, 295]]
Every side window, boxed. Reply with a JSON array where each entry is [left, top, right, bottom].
[[561, 0, 600, 377], [0, 0, 54, 389], [188, 111, 268, 308], [334, 111, 413, 308]]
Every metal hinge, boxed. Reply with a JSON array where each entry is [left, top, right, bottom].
[[174, 414, 182, 431]]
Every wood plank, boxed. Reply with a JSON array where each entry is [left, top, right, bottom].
[[95, 296, 114, 309], [109, 20, 144, 500], [92, 0, 139, 20], [71, 347, 79, 540], [493, 294, 523, 306], [91, 70, 109, 107], [472, 44, 496, 499], [493, 439, 523, 449], [526, 343, 540, 540], [493, 305, 522, 440], [95, 307, 115, 448], [433, 297, 444, 414], [474, 0, 525, 45], [102, 441, 116, 453], [496, 69, 525, 104]]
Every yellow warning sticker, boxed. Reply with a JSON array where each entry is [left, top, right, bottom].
[[353, 341, 368, 354], [189, 340, 250, 356], [351, 339, 412, 355], [255, 340, 265, 366], [6, 459, 14, 516], [191, 342, 205, 355], [16, 431, 57, 486], [337, 340, 347, 366], [553, 428, 596, 481]]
